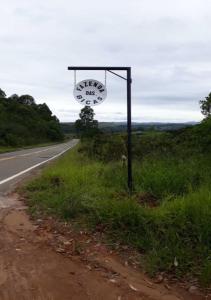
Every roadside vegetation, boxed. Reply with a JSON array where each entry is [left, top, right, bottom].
[[25, 94, 211, 286], [0, 88, 64, 148]]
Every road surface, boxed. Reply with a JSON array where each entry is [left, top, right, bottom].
[[0, 139, 78, 196]]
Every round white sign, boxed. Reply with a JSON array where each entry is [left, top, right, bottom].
[[73, 79, 107, 106]]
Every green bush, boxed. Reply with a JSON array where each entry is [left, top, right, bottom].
[[78, 133, 126, 161]]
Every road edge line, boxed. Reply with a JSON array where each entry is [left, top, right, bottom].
[[0, 141, 78, 186]]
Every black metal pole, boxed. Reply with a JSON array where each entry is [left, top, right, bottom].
[[127, 68, 132, 193], [67, 66, 132, 192]]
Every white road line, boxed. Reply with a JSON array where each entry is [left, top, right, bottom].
[[0, 143, 76, 186], [0, 144, 60, 162], [18, 145, 59, 157]]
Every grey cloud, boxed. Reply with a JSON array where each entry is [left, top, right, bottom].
[[0, 0, 210, 122]]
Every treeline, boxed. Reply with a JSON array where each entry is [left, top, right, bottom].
[[78, 116, 211, 161], [0, 88, 64, 147], [76, 93, 211, 162], [60, 121, 193, 135]]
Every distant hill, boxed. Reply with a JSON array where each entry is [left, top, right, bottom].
[[61, 121, 198, 134]]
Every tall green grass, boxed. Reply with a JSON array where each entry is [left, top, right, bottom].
[[25, 146, 211, 285], [134, 154, 211, 200]]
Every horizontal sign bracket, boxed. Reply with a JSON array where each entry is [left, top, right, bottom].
[[68, 66, 130, 71], [67, 67, 132, 83]]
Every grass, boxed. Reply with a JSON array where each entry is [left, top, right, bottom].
[[0, 146, 18, 154], [134, 154, 210, 200], [24, 144, 211, 285]]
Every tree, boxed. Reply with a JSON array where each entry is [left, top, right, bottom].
[[0, 88, 64, 146], [79, 106, 95, 123], [0, 89, 6, 98], [37, 103, 53, 121], [8, 94, 19, 101], [200, 93, 211, 118], [18, 95, 35, 105], [75, 106, 99, 138]]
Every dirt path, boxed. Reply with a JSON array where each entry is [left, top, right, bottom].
[[0, 194, 208, 300]]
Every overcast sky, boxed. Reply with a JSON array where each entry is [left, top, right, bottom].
[[1, 0, 211, 122]]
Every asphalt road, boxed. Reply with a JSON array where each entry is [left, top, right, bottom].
[[0, 139, 78, 195]]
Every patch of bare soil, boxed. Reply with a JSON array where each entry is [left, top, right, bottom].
[[135, 192, 159, 207], [0, 194, 209, 300]]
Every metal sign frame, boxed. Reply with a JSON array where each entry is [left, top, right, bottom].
[[68, 66, 132, 193]]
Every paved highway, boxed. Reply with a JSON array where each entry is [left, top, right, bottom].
[[0, 139, 78, 195]]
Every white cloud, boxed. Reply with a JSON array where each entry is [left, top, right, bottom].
[[0, 0, 210, 122]]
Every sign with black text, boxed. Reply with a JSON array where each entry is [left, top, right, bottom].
[[73, 79, 107, 106]]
